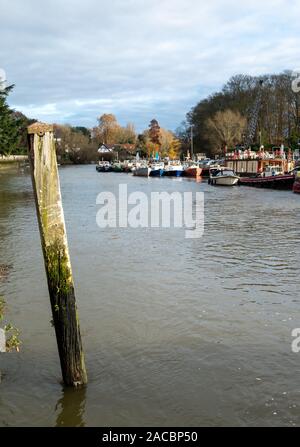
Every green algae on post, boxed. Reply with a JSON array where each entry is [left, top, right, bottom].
[[27, 122, 87, 387]]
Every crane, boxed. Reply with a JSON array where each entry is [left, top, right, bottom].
[[244, 79, 264, 149]]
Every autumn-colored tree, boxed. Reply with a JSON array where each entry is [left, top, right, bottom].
[[160, 128, 175, 157], [93, 113, 120, 145], [116, 122, 136, 144], [141, 126, 181, 159], [93, 114, 137, 146], [148, 119, 161, 148], [168, 138, 181, 160]]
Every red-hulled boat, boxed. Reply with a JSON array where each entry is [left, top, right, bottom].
[[183, 165, 202, 178], [238, 165, 296, 190], [239, 173, 295, 190]]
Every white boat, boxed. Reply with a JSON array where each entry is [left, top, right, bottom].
[[209, 168, 239, 186], [150, 162, 165, 177], [96, 161, 112, 172], [164, 162, 183, 177], [121, 160, 134, 172], [133, 165, 151, 177]]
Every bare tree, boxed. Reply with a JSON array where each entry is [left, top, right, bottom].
[[206, 109, 247, 154]]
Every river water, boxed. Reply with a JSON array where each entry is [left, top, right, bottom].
[[0, 165, 300, 427]]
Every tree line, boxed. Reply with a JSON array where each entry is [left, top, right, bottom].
[[0, 86, 181, 162], [53, 115, 181, 162], [2, 71, 299, 161], [183, 71, 300, 156]]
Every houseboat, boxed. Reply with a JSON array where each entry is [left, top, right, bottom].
[[224, 150, 294, 177], [239, 165, 295, 189]]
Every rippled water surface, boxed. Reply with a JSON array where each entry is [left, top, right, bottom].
[[0, 165, 300, 426]]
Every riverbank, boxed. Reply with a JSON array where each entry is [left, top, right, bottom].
[[0, 155, 28, 163], [0, 156, 28, 172], [0, 156, 96, 171]]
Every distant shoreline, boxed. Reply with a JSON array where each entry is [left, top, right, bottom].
[[0, 155, 28, 163], [0, 155, 28, 172], [0, 157, 97, 172]]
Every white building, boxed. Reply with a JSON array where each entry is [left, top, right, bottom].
[[98, 144, 113, 153]]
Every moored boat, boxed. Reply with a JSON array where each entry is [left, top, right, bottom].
[[239, 173, 295, 189], [150, 162, 164, 177], [112, 162, 123, 172], [209, 167, 240, 186], [199, 160, 220, 177], [239, 166, 295, 190], [164, 162, 183, 177], [121, 160, 134, 172], [183, 164, 202, 178], [96, 161, 112, 172], [133, 165, 151, 177]]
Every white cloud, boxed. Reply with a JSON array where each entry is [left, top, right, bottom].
[[1, 0, 300, 130], [16, 103, 59, 117]]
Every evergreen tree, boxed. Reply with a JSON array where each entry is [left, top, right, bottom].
[[0, 85, 20, 155]]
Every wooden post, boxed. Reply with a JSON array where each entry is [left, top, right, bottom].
[[27, 122, 87, 386]]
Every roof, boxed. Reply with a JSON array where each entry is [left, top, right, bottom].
[[98, 143, 136, 153]]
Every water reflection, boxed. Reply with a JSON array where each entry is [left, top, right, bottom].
[[55, 386, 86, 427]]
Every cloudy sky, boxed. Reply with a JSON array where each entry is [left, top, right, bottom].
[[1, 0, 300, 131]]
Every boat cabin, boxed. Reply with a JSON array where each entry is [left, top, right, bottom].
[[263, 165, 284, 177], [225, 157, 294, 176]]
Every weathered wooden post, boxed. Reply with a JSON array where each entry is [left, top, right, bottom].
[[27, 122, 87, 386]]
